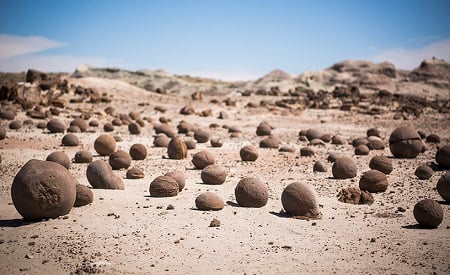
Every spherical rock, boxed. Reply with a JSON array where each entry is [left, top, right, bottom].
[[61, 133, 80, 147], [126, 167, 144, 179], [279, 145, 296, 153], [192, 150, 216, 169], [153, 134, 170, 147], [94, 135, 116, 156], [240, 145, 258, 161], [436, 144, 450, 168], [413, 199, 443, 228], [89, 120, 99, 127], [37, 121, 47, 129], [367, 137, 385, 150], [129, 143, 147, 160], [436, 172, 450, 201], [210, 138, 223, 148], [67, 125, 81, 133], [327, 153, 340, 163], [367, 127, 382, 138], [300, 146, 315, 157], [194, 128, 211, 143], [154, 124, 176, 138], [70, 118, 88, 132], [352, 137, 368, 147], [9, 120, 22, 129], [369, 155, 393, 174], [355, 144, 370, 155], [306, 129, 323, 141], [167, 137, 188, 159], [201, 164, 227, 185], [103, 122, 114, 132], [109, 150, 132, 170], [128, 122, 141, 135], [235, 177, 268, 207], [86, 160, 124, 189], [389, 126, 422, 158], [46, 151, 71, 169], [47, 118, 66, 133], [74, 184, 93, 207], [359, 170, 389, 193], [195, 192, 224, 211], [313, 160, 328, 172], [256, 124, 271, 136], [177, 120, 193, 133], [149, 175, 179, 197], [332, 157, 358, 179], [426, 134, 440, 143], [0, 125, 6, 140], [184, 138, 196, 150], [415, 165, 433, 180], [331, 135, 347, 145], [164, 171, 186, 191], [11, 159, 77, 221], [259, 136, 281, 149], [74, 150, 93, 163], [281, 182, 322, 219]]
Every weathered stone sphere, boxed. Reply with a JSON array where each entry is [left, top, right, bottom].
[[126, 167, 144, 179], [74, 150, 93, 163], [89, 120, 99, 127], [11, 159, 77, 221], [192, 150, 216, 169], [389, 126, 422, 158], [103, 122, 114, 132], [426, 134, 440, 143], [240, 145, 258, 161], [153, 134, 170, 147], [327, 153, 340, 163], [436, 144, 450, 168], [184, 138, 196, 150], [367, 137, 385, 150], [235, 177, 268, 207], [300, 146, 315, 157], [332, 157, 358, 179], [415, 165, 433, 180], [436, 172, 450, 201], [259, 136, 281, 149], [306, 129, 324, 141], [70, 118, 88, 132], [128, 122, 141, 135], [46, 151, 71, 169], [281, 182, 322, 218], [352, 137, 369, 147], [67, 125, 81, 133], [167, 137, 188, 159], [313, 160, 328, 172], [177, 120, 193, 133], [359, 170, 389, 193], [369, 156, 393, 174], [367, 127, 381, 138], [47, 118, 66, 133], [129, 143, 147, 160], [165, 171, 185, 191], [201, 164, 227, 185], [61, 133, 80, 147], [210, 138, 223, 148], [94, 134, 116, 156], [195, 192, 224, 211], [194, 128, 211, 143], [154, 123, 176, 137], [413, 199, 443, 228], [149, 175, 179, 197], [74, 184, 93, 207], [355, 144, 370, 155], [331, 135, 347, 145], [279, 145, 296, 153], [86, 160, 124, 189], [9, 120, 22, 129], [256, 124, 271, 136], [109, 150, 131, 170], [0, 125, 6, 140]]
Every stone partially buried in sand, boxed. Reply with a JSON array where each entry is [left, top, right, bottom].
[[11, 159, 77, 221], [240, 145, 258, 161], [413, 199, 443, 228], [74, 184, 94, 207], [94, 134, 116, 156], [47, 118, 66, 133], [359, 170, 389, 193], [126, 167, 144, 179], [235, 177, 268, 208], [259, 136, 281, 149], [109, 150, 132, 170], [332, 157, 358, 179], [415, 165, 433, 180], [149, 175, 179, 197], [129, 143, 147, 160], [201, 164, 227, 185], [61, 133, 80, 147], [74, 150, 93, 163], [369, 155, 393, 174], [313, 160, 328, 172], [46, 151, 71, 169], [436, 172, 450, 201], [435, 144, 450, 168], [281, 182, 322, 219], [167, 137, 188, 160], [192, 150, 216, 169], [195, 192, 224, 211], [86, 160, 124, 190], [389, 126, 423, 158]]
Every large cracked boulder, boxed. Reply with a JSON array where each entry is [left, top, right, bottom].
[[11, 159, 77, 221], [389, 126, 422, 158], [12, 83, 42, 109]]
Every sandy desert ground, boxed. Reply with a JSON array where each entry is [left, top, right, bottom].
[[1, 66, 450, 274]]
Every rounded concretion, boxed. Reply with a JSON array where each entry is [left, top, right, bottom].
[[129, 143, 147, 160], [210, 138, 223, 148], [259, 136, 281, 149], [195, 192, 224, 211], [436, 172, 450, 201], [201, 164, 227, 185], [167, 137, 188, 159], [74, 150, 93, 163], [256, 123, 271, 136], [355, 144, 370, 155], [11, 159, 77, 221], [313, 160, 328, 172], [332, 157, 358, 179], [86, 160, 124, 189], [359, 170, 389, 193], [94, 135, 116, 156], [413, 199, 443, 228], [194, 128, 211, 143], [149, 176, 179, 197], [108, 150, 131, 170], [74, 184, 93, 207], [192, 150, 216, 169], [70, 118, 88, 132], [153, 134, 170, 147], [154, 124, 176, 138], [367, 127, 381, 138], [235, 177, 268, 207], [240, 145, 258, 161], [369, 156, 393, 174], [281, 182, 322, 218], [128, 122, 141, 135], [389, 126, 422, 158], [47, 118, 66, 133], [306, 129, 324, 141], [61, 133, 80, 147], [126, 167, 144, 179], [0, 125, 6, 140], [164, 171, 186, 191], [415, 165, 433, 180], [46, 151, 71, 169], [436, 144, 450, 168], [300, 146, 315, 157]]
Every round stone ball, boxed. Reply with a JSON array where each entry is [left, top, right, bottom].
[[165, 171, 186, 191], [67, 125, 81, 133], [389, 126, 423, 158], [86, 160, 124, 189], [359, 170, 389, 193], [11, 159, 77, 221], [128, 122, 141, 135], [413, 199, 443, 228], [70, 118, 88, 132], [355, 144, 370, 155], [195, 192, 224, 211], [415, 165, 433, 180], [192, 150, 216, 169], [0, 125, 6, 140], [352, 137, 369, 147], [313, 160, 328, 172], [369, 155, 393, 174], [37, 121, 47, 129], [47, 118, 66, 133], [426, 134, 440, 143], [61, 133, 80, 147], [256, 124, 271, 136], [73, 184, 93, 207], [153, 134, 170, 147], [279, 145, 296, 153], [367, 136, 385, 150], [108, 150, 131, 170], [331, 135, 347, 145], [210, 138, 223, 148], [154, 123, 176, 138], [129, 143, 147, 160], [46, 151, 71, 169], [300, 146, 315, 157], [167, 137, 188, 159], [332, 157, 358, 179], [327, 153, 340, 163], [74, 150, 93, 163], [235, 177, 268, 208], [194, 128, 211, 143], [177, 120, 193, 133], [89, 120, 99, 127], [281, 182, 322, 218], [184, 138, 196, 150], [149, 175, 179, 197], [103, 122, 114, 132], [367, 127, 381, 138], [201, 164, 227, 185], [306, 129, 324, 141], [436, 144, 450, 168], [9, 120, 22, 129], [126, 167, 144, 179], [259, 136, 281, 149], [94, 134, 116, 156], [436, 172, 450, 201], [240, 145, 258, 161]]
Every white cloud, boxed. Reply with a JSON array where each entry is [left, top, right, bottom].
[[369, 38, 450, 70], [0, 34, 65, 60]]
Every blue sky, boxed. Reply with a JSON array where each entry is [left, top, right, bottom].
[[0, 0, 449, 80]]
